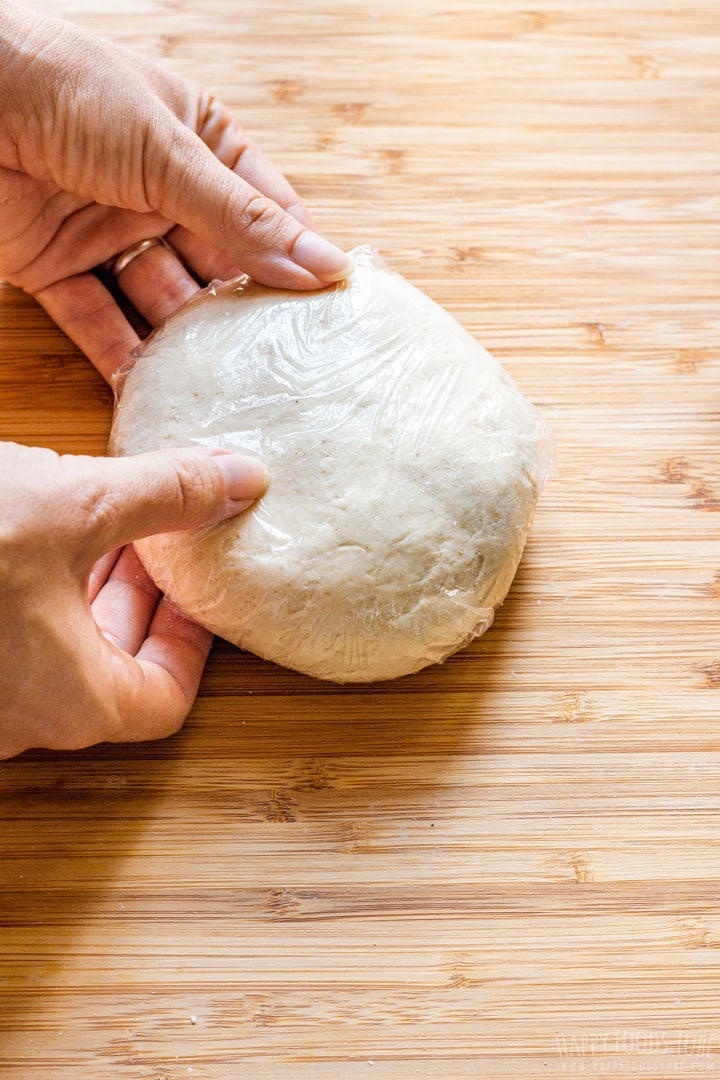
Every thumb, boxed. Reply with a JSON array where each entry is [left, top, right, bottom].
[[144, 119, 352, 290], [69, 447, 269, 568]]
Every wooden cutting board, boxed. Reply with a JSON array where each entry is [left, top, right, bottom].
[[1, 1, 719, 1077]]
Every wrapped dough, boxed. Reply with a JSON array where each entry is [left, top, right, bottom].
[[110, 246, 548, 682]]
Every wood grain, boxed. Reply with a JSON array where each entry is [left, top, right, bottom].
[[1, 0, 720, 1077]]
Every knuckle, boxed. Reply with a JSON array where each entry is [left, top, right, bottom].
[[80, 483, 120, 543], [197, 93, 245, 161], [52, 454, 114, 534], [170, 455, 219, 522], [237, 192, 282, 236], [229, 134, 254, 172]]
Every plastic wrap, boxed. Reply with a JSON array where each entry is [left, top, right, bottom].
[[110, 245, 550, 682]]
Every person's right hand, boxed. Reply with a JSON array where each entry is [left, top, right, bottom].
[[0, 1, 351, 382], [0, 441, 269, 759]]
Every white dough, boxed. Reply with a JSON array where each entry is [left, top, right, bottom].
[[110, 246, 547, 682]]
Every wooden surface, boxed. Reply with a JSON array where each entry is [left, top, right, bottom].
[[1, 1, 720, 1076]]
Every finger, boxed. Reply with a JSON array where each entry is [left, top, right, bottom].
[[35, 273, 140, 383], [64, 446, 269, 569], [105, 598, 213, 743], [283, 199, 316, 231], [166, 225, 246, 285], [167, 134, 317, 284], [146, 117, 351, 289], [113, 239, 201, 326], [167, 202, 315, 286], [87, 547, 122, 602], [91, 545, 161, 655], [139, 596, 213, 705], [194, 97, 317, 230]]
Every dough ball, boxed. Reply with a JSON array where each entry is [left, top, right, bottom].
[[110, 246, 547, 682]]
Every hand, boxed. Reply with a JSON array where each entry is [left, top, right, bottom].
[[0, 1, 351, 382], [0, 5, 342, 757], [0, 442, 269, 759]]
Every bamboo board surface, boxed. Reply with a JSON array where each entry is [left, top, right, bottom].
[[1, 0, 720, 1076]]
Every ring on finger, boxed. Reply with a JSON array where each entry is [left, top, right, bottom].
[[111, 236, 170, 277]]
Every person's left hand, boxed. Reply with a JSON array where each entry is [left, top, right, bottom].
[[0, 441, 270, 759], [0, 1, 351, 382]]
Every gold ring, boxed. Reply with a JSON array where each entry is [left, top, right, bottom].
[[111, 237, 169, 277]]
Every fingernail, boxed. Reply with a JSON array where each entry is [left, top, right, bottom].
[[212, 452, 269, 502], [292, 232, 353, 282]]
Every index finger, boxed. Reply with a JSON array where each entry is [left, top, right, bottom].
[[195, 95, 317, 230], [171, 100, 318, 282], [149, 118, 350, 291]]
